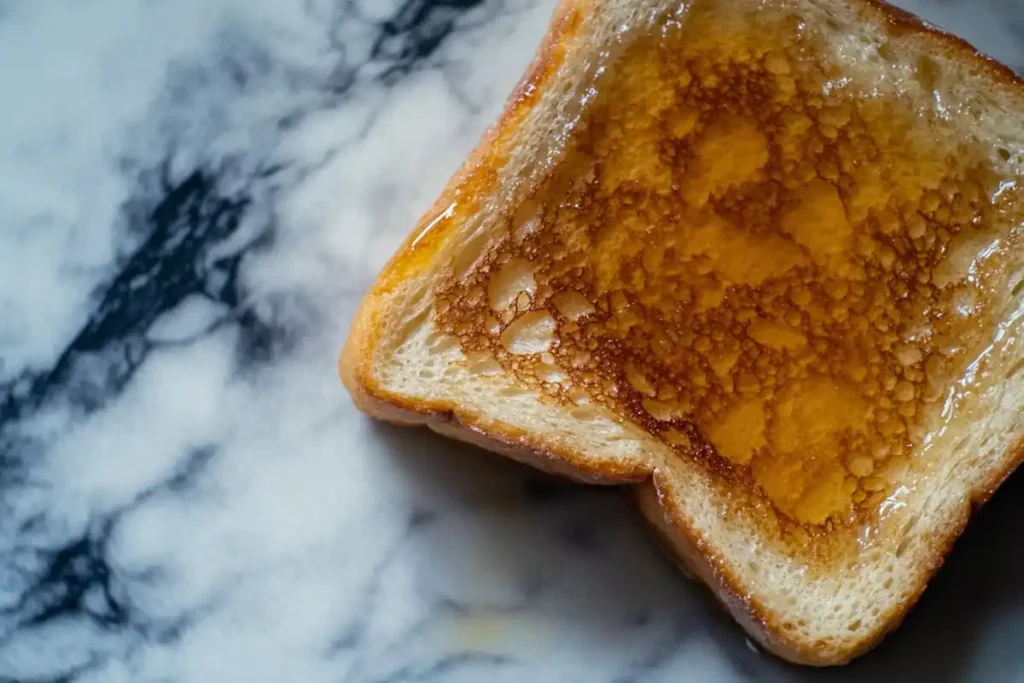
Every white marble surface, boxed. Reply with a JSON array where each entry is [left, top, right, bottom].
[[1, 1, 1023, 681]]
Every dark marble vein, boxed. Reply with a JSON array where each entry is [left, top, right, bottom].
[[0, 445, 216, 648], [0, 171, 250, 431], [373, 0, 489, 84], [1, 0, 492, 438], [0, 2, 504, 680]]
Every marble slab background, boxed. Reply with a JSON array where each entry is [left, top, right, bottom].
[[0, 1, 1022, 681]]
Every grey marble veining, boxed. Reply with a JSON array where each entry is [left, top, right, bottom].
[[0, 1, 1022, 681]]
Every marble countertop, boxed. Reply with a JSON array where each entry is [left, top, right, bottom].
[[1, 1, 1023, 681]]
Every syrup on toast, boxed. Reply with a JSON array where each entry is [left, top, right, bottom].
[[341, 0, 1024, 665]]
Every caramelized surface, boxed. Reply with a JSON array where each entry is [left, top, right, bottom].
[[434, 6, 1021, 533]]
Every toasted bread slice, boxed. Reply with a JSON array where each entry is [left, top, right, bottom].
[[341, 0, 1024, 666]]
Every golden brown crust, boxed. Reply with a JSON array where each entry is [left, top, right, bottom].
[[638, 435, 1024, 666], [340, 0, 1024, 666], [861, 0, 1024, 92], [340, 0, 585, 404]]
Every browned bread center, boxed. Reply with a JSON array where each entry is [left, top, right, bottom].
[[429, 3, 1021, 543]]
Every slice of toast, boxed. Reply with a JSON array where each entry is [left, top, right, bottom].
[[340, 0, 1024, 666]]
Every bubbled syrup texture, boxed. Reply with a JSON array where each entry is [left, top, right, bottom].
[[435, 8, 1020, 530]]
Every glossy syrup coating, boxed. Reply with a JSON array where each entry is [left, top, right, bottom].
[[435, 11, 1019, 531]]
